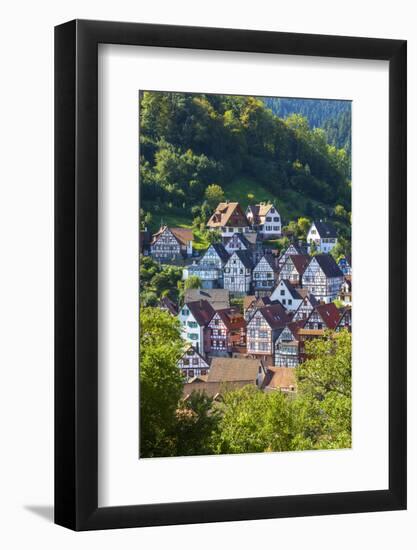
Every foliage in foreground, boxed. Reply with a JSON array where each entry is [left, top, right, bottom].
[[139, 308, 352, 457]]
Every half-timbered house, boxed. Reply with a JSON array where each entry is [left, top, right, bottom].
[[305, 302, 341, 330], [243, 295, 272, 322], [150, 226, 193, 261], [246, 202, 282, 238], [224, 232, 251, 253], [279, 254, 310, 287], [207, 307, 246, 356], [207, 202, 250, 237], [183, 243, 229, 288], [252, 255, 277, 296], [270, 279, 303, 311], [336, 307, 352, 332], [307, 220, 338, 254], [177, 346, 210, 381], [338, 255, 352, 276], [223, 250, 253, 295], [274, 321, 303, 368], [292, 291, 318, 322], [301, 254, 344, 303], [277, 243, 306, 269], [246, 303, 290, 366]]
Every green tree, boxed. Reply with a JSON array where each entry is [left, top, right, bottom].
[[174, 392, 221, 456], [206, 229, 222, 244], [184, 275, 201, 290], [140, 308, 184, 457], [204, 184, 225, 208], [294, 331, 352, 450]]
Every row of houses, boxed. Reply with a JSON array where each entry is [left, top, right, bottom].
[[183, 240, 346, 303], [143, 201, 342, 262], [176, 286, 351, 376]]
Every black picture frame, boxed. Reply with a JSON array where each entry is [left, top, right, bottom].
[[55, 19, 407, 531]]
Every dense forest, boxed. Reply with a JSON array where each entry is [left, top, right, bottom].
[[139, 91, 351, 240], [262, 97, 351, 155]]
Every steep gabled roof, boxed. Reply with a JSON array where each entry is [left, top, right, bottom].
[[310, 303, 341, 330], [286, 254, 310, 275], [208, 357, 264, 382], [295, 290, 318, 307], [179, 345, 210, 368], [254, 254, 276, 272], [228, 249, 253, 269], [184, 289, 230, 310], [225, 232, 251, 249], [214, 307, 246, 331], [310, 254, 344, 278], [280, 279, 302, 300], [259, 302, 291, 329], [186, 300, 215, 326], [207, 202, 249, 228], [151, 226, 193, 246], [203, 243, 230, 264], [311, 220, 337, 238]]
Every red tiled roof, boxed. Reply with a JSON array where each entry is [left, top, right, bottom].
[[314, 303, 342, 329], [186, 300, 215, 327]]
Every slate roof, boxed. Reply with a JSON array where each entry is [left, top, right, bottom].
[[259, 302, 291, 329], [184, 289, 230, 311], [186, 300, 215, 326], [203, 243, 230, 263], [207, 202, 249, 228], [207, 357, 264, 382], [312, 254, 344, 278], [312, 303, 342, 329], [312, 220, 338, 239], [231, 249, 254, 269]]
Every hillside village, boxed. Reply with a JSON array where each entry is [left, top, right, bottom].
[[140, 200, 352, 400]]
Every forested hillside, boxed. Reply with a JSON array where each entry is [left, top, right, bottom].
[[262, 97, 351, 155], [139, 92, 351, 235]]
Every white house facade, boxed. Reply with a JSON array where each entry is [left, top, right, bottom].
[[307, 221, 338, 254], [223, 250, 253, 295], [270, 279, 303, 312], [246, 203, 282, 238]]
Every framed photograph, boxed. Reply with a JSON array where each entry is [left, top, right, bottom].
[[55, 20, 407, 530]]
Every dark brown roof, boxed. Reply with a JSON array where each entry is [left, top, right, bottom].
[[185, 289, 230, 310], [259, 302, 291, 329], [313, 303, 342, 329], [215, 307, 246, 331], [287, 254, 310, 275], [208, 357, 264, 382], [230, 249, 253, 269], [186, 300, 215, 327]]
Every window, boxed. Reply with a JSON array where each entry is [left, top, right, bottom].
[[190, 334, 198, 340], [188, 321, 198, 328], [192, 358, 198, 365], [183, 359, 190, 365], [288, 299, 292, 305], [240, 268, 243, 274], [201, 369, 207, 376], [282, 299, 286, 304], [182, 308, 189, 316], [188, 370, 194, 377], [270, 208, 275, 213], [273, 217, 279, 222], [266, 216, 272, 222], [280, 290, 285, 296]]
